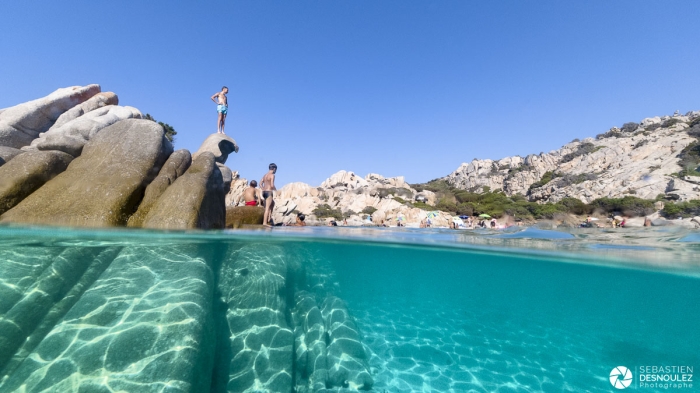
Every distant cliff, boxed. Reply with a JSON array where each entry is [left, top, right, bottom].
[[443, 112, 700, 203]]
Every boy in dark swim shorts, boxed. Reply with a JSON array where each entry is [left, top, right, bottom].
[[210, 86, 229, 134], [260, 163, 277, 227]]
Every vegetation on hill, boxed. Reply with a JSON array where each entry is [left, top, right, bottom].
[[410, 179, 669, 220], [312, 204, 343, 220]]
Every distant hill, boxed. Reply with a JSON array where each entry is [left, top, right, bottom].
[[442, 111, 700, 203]]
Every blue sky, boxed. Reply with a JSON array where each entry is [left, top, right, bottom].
[[2, 1, 699, 187]]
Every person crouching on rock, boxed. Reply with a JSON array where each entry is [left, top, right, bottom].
[[260, 163, 277, 227], [238, 180, 261, 206]]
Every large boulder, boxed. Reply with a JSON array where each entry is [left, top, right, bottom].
[[0, 150, 74, 215], [192, 133, 239, 164], [141, 152, 226, 230], [218, 163, 233, 194], [0, 147, 22, 166], [0, 85, 101, 148], [48, 91, 118, 131], [127, 149, 192, 228], [226, 205, 264, 228], [24, 105, 142, 157], [1, 119, 172, 227]]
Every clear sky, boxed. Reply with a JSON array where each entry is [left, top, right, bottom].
[[2, 1, 699, 187]]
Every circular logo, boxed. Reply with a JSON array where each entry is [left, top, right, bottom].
[[610, 366, 633, 389]]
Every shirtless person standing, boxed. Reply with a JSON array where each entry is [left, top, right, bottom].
[[210, 86, 229, 134], [237, 180, 261, 206], [260, 163, 277, 227]]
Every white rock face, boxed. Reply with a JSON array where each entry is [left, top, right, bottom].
[[0, 85, 101, 148], [23, 105, 142, 157], [226, 170, 451, 226], [444, 111, 700, 202]]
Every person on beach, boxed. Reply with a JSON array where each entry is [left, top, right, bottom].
[[210, 86, 229, 134], [260, 163, 277, 227], [237, 180, 261, 206], [295, 213, 306, 226]]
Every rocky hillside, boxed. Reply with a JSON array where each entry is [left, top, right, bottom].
[[443, 112, 700, 203], [227, 170, 454, 226]]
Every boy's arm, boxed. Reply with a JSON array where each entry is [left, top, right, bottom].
[[211, 93, 219, 103]]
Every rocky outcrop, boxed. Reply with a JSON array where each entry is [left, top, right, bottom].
[[1, 119, 172, 227], [0, 85, 101, 148], [48, 91, 119, 131], [0, 87, 242, 231], [0, 150, 74, 215], [127, 149, 192, 228], [0, 147, 22, 166], [227, 170, 450, 227], [226, 205, 265, 228], [141, 152, 225, 230], [444, 111, 700, 203], [193, 133, 239, 163], [24, 104, 143, 157]]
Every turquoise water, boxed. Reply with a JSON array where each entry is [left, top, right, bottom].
[[0, 225, 697, 392]]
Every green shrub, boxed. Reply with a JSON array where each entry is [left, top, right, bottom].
[[589, 196, 655, 217], [361, 206, 377, 215], [662, 118, 681, 128], [661, 200, 700, 218], [555, 172, 597, 187], [529, 171, 558, 190], [556, 197, 592, 215], [393, 196, 407, 204], [344, 209, 357, 218], [561, 142, 599, 163], [620, 122, 639, 133], [677, 142, 700, 177], [313, 204, 343, 220]]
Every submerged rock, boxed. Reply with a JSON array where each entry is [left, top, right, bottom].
[[0, 150, 73, 215], [217, 244, 294, 393], [1, 119, 172, 227], [321, 296, 373, 390], [0, 245, 217, 392], [0, 85, 101, 148]]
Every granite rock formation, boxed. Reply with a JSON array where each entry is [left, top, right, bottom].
[[141, 152, 226, 230], [0, 150, 74, 215], [0, 85, 101, 148], [1, 119, 172, 227], [227, 170, 452, 227], [0, 86, 237, 230]]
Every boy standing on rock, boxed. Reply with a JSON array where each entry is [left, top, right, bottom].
[[210, 86, 228, 134], [260, 163, 277, 227]]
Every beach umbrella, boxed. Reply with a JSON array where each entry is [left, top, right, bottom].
[[459, 215, 469, 219], [427, 211, 439, 219], [478, 214, 491, 218], [589, 217, 599, 221]]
